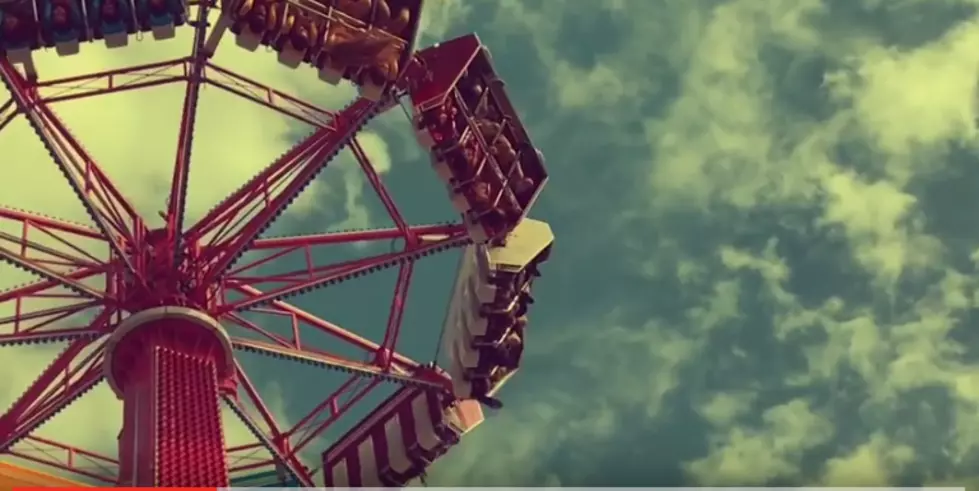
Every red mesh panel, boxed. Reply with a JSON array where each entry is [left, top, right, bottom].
[[152, 346, 229, 486]]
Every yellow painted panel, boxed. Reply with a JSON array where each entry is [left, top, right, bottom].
[[0, 462, 87, 490]]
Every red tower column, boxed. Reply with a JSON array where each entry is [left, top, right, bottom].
[[103, 307, 235, 486]]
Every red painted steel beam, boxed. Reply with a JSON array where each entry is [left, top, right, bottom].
[[0, 228, 102, 270], [377, 263, 412, 368], [248, 223, 466, 250], [225, 441, 268, 471], [222, 398, 313, 484], [203, 63, 335, 129], [225, 441, 286, 474], [6, 434, 118, 483], [223, 312, 294, 348], [21, 60, 334, 129], [225, 247, 403, 286], [223, 364, 313, 486], [232, 361, 288, 445], [349, 141, 411, 241], [219, 235, 468, 312], [18, 435, 117, 465], [0, 59, 146, 277], [223, 312, 293, 347], [0, 241, 110, 301], [35, 58, 188, 104], [23, 365, 102, 426], [185, 129, 339, 258], [0, 265, 106, 303], [183, 130, 333, 249], [0, 206, 106, 240], [230, 337, 442, 388], [7, 436, 118, 484], [35, 58, 186, 87], [288, 376, 382, 455], [187, 98, 379, 286], [229, 224, 466, 285], [226, 290, 426, 372], [0, 301, 95, 325], [167, 1, 212, 262], [0, 300, 99, 333], [0, 326, 103, 346], [0, 97, 17, 132], [0, 339, 106, 452]]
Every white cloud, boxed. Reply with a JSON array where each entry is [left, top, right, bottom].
[[819, 433, 916, 486], [829, 19, 979, 158], [686, 399, 834, 485], [698, 391, 756, 427]]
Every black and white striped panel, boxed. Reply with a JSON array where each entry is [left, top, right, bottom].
[[322, 388, 484, 487]]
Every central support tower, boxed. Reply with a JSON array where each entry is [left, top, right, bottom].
[[103, 307, 235, 486]]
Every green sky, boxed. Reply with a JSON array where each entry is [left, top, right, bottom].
[[417, 0, 979, 486]]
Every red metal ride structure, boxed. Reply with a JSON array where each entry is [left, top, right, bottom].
[[0, 0, 552, 486]]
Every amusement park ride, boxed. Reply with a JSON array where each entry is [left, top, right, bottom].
[[0, 0, 553, 486]]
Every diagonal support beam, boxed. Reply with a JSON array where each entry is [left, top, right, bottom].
[[0, 265, 106, 304], [0, 300, 99, 327], [167, 1, 212, 264], [0, 241, 110, 301], [231, 337, 443, 389], [6, 435, 118, 484], [228, 224, 467, 280], [219, 235, 468, 312], [0, 205, 110, 241], [0, 96, 17, 132], [349, 140, 410, 241], [0, 326, 103, 347], [185, 98, 379, 286], [5, 365, 103, 444], [0, 308, 113, 444], [0, 60, 145, 277], [0, 229, 101, 268], [232, 360, 287, 442], [223, 395, 314, 487], [287, 376, 381, 455], [226, 361, 311, 484], [35, 59, 187, 104], [377, 263, 412, 368], [248, 223, 467, 250], [227, 288, 427, 374], [23, 59, 333, 130], [0, 337, 106, 451], [203, 63, 335, 129]]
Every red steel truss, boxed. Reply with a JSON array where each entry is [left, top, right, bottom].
[[0, 0, 552, 483], [0, 5, 477, 484]]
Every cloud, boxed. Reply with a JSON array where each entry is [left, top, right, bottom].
[[686, 399, 834, 485], [424, 0, 979, 486], [828, 14, 979, 157], [429, 270, 744, 485], [819, 432, 916, 486], [698, 391, 756, 427]]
